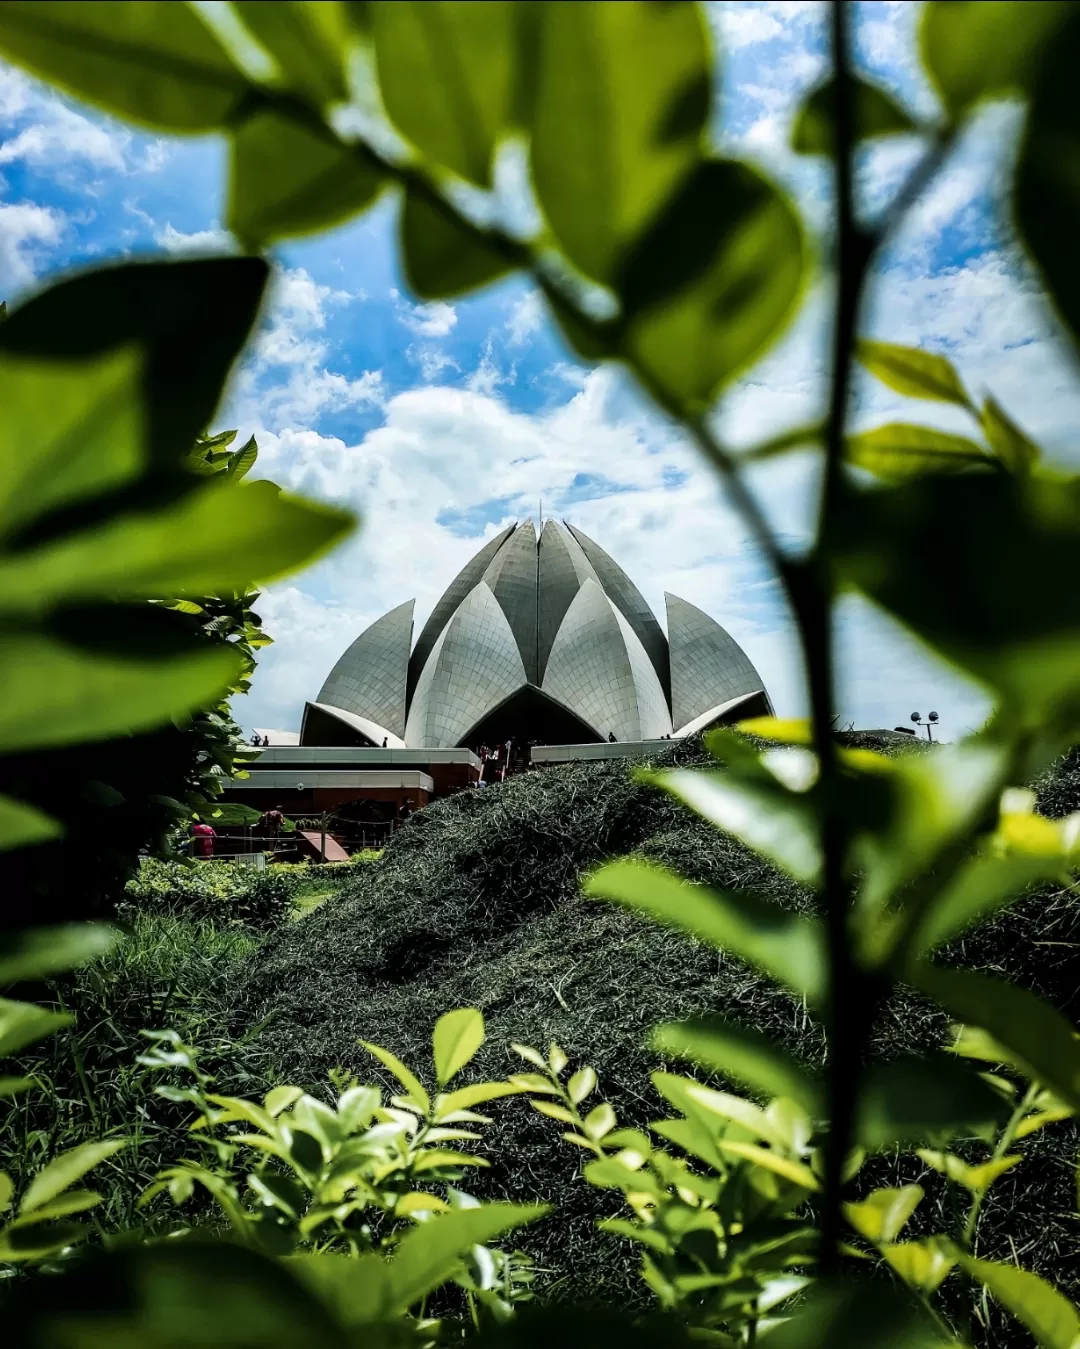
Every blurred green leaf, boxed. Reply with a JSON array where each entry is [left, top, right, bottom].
[[844, 1185, 923, 1244], [857, 1055, 1010, 1148], [766, 1276, 959, 1348], [0, 257, 269, 469], [921, 0, 1068, 118], [432, 1007, 485, 1085], [0, 1078, 34, 1100], [792, 75, 918, 154], [1, 480, 354, 614], [235, 0, 350, 105], [0, 925, 115, 983], [652, 1018, 819, 1111], [956, 1253, 1080, 1349], [0, 1219, 93, 1261], [856, 339, 969, 407], [982, 396, 1040, 474], [914, 966, 1080, 1112], [836, 473, 1080, 713], [20, 1139, 128, 1215], [530, 0, 709, 283], [0, 795, 61, 852], [372, 0, 521, 187], [846, 423, 990, 481], [916, 1149, 1022, 1192], [0, 1, 248, 131], [883, 1238, 957, 1296], [1016, 8, 1080, 360], [0, 999, 72, 1057], [0, 628, 242, 754], [229, 109, 385, 248], [650, 760, 822, 883], [358, 1038, 430, 1110], [618, 158, 806, 409], [585, 858, 825, 1000], [401, 187, 513, 299], [0, 346, 143, 541], [387, 1203, 547, 1310]]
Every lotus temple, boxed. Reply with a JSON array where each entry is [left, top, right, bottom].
[[226, 520, 772, 822]]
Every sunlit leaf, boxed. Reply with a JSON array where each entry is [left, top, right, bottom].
[[618, 158, 806, 409], [0, 796, 61, 853], [982, 396, 1040, 474], [792, 75, 918, 154], [846, 423, 990, 481], [856, 339, 970, 407], [914, 966, 1080, 1112], [235, 0, 350, 105], [957, 1253, 1080, 1349], [20, 1139, 129, 1215], [401, 187, 513, 300], [844, 1185, 924, 1244], [530, 0, 710, 283], [387, 1203, 547, 1310], [229, 109, 385, 248], [0, 1, 248, 131], [916, 1149, 1022, 1192], [652, 1019, 819, 1112], [857, 1055, 1010, 1148], [1, 480, 354, 614], [766, 1277, 958, 1348], [883, 1238, 957, 1295], [911, 849, 1069, 954], [921, 1, 1068, 117], [223, 435, 259, 481], [358, 1039, 430, 1111], [715, 1140, 819, 1191], [373, 0, 521, 187], [432, 1008, 485, 1085], [585, 858, 826, 1000]]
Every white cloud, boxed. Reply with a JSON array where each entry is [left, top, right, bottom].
[[507, 289, 544, 346], [408, 344, 460, 383], [0, 64, 131, 173], [155, 222, 233, 254], [392, 288, 458, 337], [0, 201, 64, 288]]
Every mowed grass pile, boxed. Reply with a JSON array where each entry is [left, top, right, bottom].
[[229, 740, 1080, 1310]]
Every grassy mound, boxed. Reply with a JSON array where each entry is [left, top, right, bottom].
[[228, 740, 1080, 1313]]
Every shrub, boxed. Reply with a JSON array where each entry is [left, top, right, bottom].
[[121, 858, 292, 931]]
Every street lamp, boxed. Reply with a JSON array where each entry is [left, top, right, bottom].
[[910, 712, 939, 742]]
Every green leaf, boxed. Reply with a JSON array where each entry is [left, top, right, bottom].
[[7, 1188, 101, 1226], [913, 965, 1080, 1113], [0, 1000, 72, 1057], [401, 187, 512, 300], [957, 1253, 1080, 1349], [766, 1277, 958, 1349], [372, 0, 521, 187], [911, 850, 1069, 955], [0, 925, 115, 983], [1015, 10, 1080, 361], [982, 396, 1040, 474], [228, 109, 385, 248], [916, 1150, 1022, 1192], [0, 1078, 35, 1100], [1, 480, 354, 615], [0, 346, 143, 541], [0, 2, 248, 131], [387, 1203, 547, 1310], [0, 628, 242, 755], [432, 1008, 485, 1085], [846, 423, 990, 482], [0, 795, 62, 852], [618, 158, 806, 409], [844, 1186, 924, 1244], [530, 0, 710, 283], [715, 1140, 819, 1191], [0, 257, 269, 470], [652, 1018, 819, 1112], [585, 858, 826, 1001], [883, 1238, 957, 1295], [20, 1139, 128, 1214], [653, 1072, 790, 1151], [647, 763, 822, 884], [856, 339, 969, 407], [223, 435, 259, 482], [234, 1, 350, 105], [792, 75, 918, 154], [435, 1081, 523, 1116], [0, 1220, 94, 1261], [359, 1039, 430, 1111], [920, 1, 1068, 118], [857, 1055, 1010, 1149], [567, 1067, 597, 1106], [835, 473, 1080, 713]]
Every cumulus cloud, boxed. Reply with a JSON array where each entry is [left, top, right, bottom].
[[392, 288, 458, 337], [0, 64, 132, 174], [507, 289, 544, 346], [0, 201, 65, 288], [155, 222, 234, 254]]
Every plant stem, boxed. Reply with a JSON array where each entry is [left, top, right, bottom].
[[963, 1083, 1038, 1250]]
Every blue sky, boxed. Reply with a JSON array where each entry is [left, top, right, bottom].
[[3, 1, 1079, 740]]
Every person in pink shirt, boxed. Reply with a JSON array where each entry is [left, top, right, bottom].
[[190, 822, 215, 858]]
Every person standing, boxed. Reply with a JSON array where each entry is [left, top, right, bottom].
[[190, 821, 215, 858]]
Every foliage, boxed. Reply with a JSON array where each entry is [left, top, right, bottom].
[[3, 1, 1080, 1346], [121, 858, 294, 931]]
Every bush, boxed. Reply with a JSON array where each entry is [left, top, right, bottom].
[[120, 858, 292, 931]]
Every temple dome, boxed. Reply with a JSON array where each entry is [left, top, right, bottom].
[[302, 520, 771, 749]]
